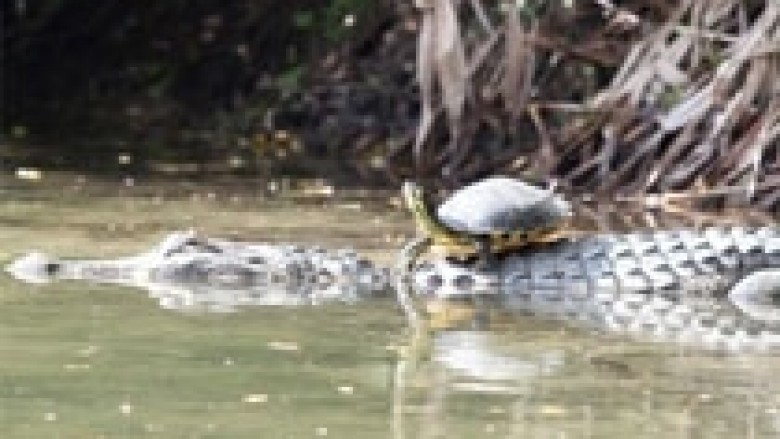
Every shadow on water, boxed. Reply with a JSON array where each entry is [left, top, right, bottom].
[[1, 174, 779, 437]]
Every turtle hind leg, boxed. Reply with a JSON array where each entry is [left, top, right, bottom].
[[445, 254, 475, 266]]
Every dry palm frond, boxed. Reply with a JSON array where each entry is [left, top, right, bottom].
[[413, 0, 467, 173], [408, 0, 778, 210], [552, 0, 780, 208]]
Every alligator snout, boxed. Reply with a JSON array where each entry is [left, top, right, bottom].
[[5, 252, 62, 284]]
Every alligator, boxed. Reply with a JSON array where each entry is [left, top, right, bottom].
[[5, 230, 391, 312], [5, 227, 780, 349]]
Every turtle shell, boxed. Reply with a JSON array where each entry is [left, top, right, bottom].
[[436, 177, 571, 235]]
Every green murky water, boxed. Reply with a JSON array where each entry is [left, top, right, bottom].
[[1, 174, 779, 438]]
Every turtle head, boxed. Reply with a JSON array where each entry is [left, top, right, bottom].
[[402, 181, 455, 240], [402, 181, 425, 211]]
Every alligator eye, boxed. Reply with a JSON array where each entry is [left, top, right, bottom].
[[44, 263, 60, 275], [426, 274, 444, 289], [453, 275, 475, 290]]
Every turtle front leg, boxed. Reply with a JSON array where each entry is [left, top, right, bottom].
[[398, 236, 431, 276], [474, 236, 497, 271]]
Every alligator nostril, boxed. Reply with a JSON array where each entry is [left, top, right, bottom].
[[44, 263, 60, 275]]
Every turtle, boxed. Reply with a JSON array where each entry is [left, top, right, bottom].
[[398, 176, 572, 272]]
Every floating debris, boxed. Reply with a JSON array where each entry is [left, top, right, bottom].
[[15, 167, 42, 181], [119, 402, 134, 415], [336, 385, 354, 395], [538, 405, 568, 416], [63, 363, 91, 371], [301, 182, 335, 197], [227, 155, 245, 168], [336, 202, 362, 210], [487, 406, 506, 415], [144, 423, 164, 433], [267, 341, 300, 352], [117, 153, 132, 165], [77, 345, 99, 357], [242, 394, 268, 404]]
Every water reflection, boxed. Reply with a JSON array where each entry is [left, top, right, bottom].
[[394, 298, 780, 439]]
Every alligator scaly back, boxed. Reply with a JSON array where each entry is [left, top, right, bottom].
[[412, 226, 780, 351]]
